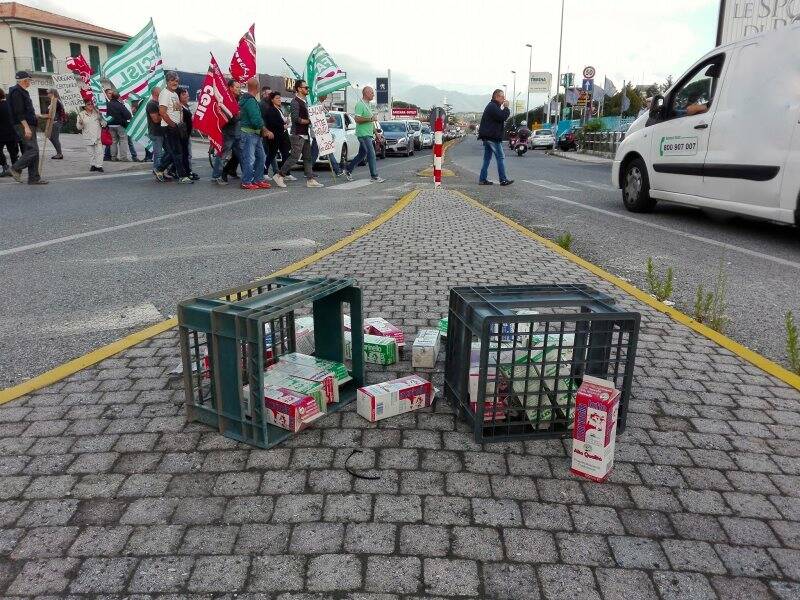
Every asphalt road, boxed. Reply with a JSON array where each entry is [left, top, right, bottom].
[[449, 137, 800, 368], [1, 149, 430, 388]]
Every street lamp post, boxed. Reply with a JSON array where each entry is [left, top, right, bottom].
[[555, 0, 565, 128], [511, 70, 516, 123], [525, 43, 532, 124]]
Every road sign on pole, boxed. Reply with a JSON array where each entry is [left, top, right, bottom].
[[581, 78, 594, 95], [583, 66, 596, 79]]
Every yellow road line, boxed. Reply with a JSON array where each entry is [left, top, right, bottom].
[[455, 190, 800, 392], [0, 189, 421, 406]]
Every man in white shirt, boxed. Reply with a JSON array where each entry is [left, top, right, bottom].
[[154, 71, 191, 183]]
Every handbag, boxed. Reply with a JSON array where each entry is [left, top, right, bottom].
[[100, 125, 112, 146]]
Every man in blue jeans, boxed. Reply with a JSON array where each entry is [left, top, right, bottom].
[[345, 86, 384, 183], [477, 88, 513, 186]]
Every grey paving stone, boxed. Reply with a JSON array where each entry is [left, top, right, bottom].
[[724, 491, 782, 518], [490, 475, 539, 501], [451, 526, 503, 561], [179, 525, 239, 554], [374, 494, 422, 523], [17, 499, 79, 527], [223, 495, 274, 523], [171, 496, 226, 524], [423, 558, 479, 597], [128, 556, 194, 593], [69, 557, 138, 593], [213, 472, 261, 496], [651, 571, 716, 600], [290, 522, 344, 554], [6, 557, 80, 595], [70, 498, 127, 525], [771, 519, 800, 549], [119, 498, 178, 525], [503, 527, 558, 563], [537, 564, 601, 600], [117, 474, 171, 497], [569, 505, 625, 534], [556, 532, 614, 567], [306, 554, 362, 592], [472, 498, 522, 526], [234, 524, 290, 554], [423, 495, 471, 526], [714, 543, 782, 577], [771, 580, 800, 599], [125, 525, 185, 555], [344, 523, 396, 555], [608, 536, 669, 570], [68, 525, 132, 556], [11, 526, 80, 559], [322, 494, 371, 522], [400, 470, 444, 496], [619, 509, 675, 537], [595, 568, 658, 600], [710, 575, 775, 600], [677, 489, 731, 515], [521, 502, 572, 531], [661, 539, 726, 574], [770, 547, 800, 580], [260, 470, 307, 494], [308, 469, 354, 493], [188, 555, 250, 593], [365, 556, 421, 594], [399, 524, 450, 557], [481, 562, 540, 599], [719, 516, 780, 546], [537, 479, 586, 505], [670, 512, 727, 542]]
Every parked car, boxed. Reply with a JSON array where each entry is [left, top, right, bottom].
[[407, 119, 423, 150], [529, 128, 556, 150], [612, 23, 800, 227], [558, 129, 578, 151], [380, 121, 415, 156], [312, 111, 359, 167], [374, 123, 387, 159], [421, 125, 434, 149]]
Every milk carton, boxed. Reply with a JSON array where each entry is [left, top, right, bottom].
[[279, 352, 351, 385], [293, 316, 316, 355], [492, 309, 540, 344], [412, 329, 441, 368], [261, 372, 328, 414], [570, 376, 621, 483], [357, 375, 434, 422], [267, 361, 339, 404], [438, 317, 448, 337], [364, 317, 405, 347], [344, 331, 398, 365], [263, 385, 324, 432]]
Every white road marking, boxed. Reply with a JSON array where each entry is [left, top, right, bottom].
[[522, 179, 579, 192], [543, 194, 800, 270], [65, 171, 152, 182], [570, 180, 616, 192], [327, 179, 375, 190], [0, 191, 283, 258], [55, 302, 164, 334]]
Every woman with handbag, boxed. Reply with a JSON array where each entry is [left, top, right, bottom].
[[45, 89, 67, 159], [76, 99, 107, 172]]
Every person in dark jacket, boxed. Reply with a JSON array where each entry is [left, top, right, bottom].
[[211, 79, 242, 185], [43, 89, 66, 159], [273, 79, 322, 188], [259, 85, 280, 177], [106, 90, 132, 161], [178, 87, 199, 181], [0, 88, 21, 177], [477, 89, 513, 186], [7, 71, 47, 184], [263, 91, 292, 178]]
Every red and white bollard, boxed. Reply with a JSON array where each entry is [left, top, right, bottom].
[[433, 116, 443, 188]]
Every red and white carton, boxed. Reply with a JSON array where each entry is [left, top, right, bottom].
[[570, 376, 621, 483], [263, 385, 324, 432], [357, 375, 433, 422], [364, 317, 405, 347]]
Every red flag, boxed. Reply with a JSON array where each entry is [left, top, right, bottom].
[[193, 54, 240, 154], [229, 24, 256, 83], [66, 54, 94, 102]]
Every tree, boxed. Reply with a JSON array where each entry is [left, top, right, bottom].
[[659, 75, 674, 93], [601, 82, 645, 117], [392, 100, 419, 109]]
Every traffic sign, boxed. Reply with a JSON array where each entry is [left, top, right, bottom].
[[582, 78, 594, 94], [583, 66, 596, 79], [576, 91, 589, 107]]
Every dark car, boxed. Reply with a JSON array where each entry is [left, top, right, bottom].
[[379, 121, 415, 157], [558, 129, 579, 151]]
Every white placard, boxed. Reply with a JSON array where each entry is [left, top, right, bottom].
[[529, 72, 552, 94], [308, 104, 336, 157], [51, 73, 84, 113]]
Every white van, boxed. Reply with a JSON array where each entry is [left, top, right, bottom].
[[612, 23, 800, 227]]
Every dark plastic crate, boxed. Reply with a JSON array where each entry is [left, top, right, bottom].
[[444, 284, 640, 443], [178, 276, 364, 448]]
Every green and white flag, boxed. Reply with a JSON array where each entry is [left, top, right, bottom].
[[306, 44, 349, 103]]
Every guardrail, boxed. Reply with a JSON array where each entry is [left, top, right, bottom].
[[580, 131, 626, 155]]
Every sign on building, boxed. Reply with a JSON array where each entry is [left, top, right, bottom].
[[376, 77, 389, 105], [717, 0, 800, 45], [51, 73, 84, 113], [392, 107, 418, 118], [528, 72, 552, 94]]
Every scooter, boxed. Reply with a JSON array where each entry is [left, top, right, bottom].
[[515, 140, 528, 156]]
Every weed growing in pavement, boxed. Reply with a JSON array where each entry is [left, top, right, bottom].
[[645, 257, 674, 302], [692, 260, 729, 333], [556, 232, 573, 251], [787, 311, 800, 375]]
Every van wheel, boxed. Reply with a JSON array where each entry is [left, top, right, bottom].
[[622, 158, 656, 213]]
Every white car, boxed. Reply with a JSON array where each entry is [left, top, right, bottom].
[[421, 125, 434, 149], [612, 23, 800, 226], [313, 111, 360, 167], [529, 128, 556, 150]]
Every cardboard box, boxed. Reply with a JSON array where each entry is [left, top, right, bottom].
[[412, 329, 441, 368], [492, 309, 540, 344], [263, 385, 324, 432], [357, 375, 433, 422], [345, 331, 398, 365], [293, 316, 316, 356], [438, 317, 448, 337], [268, 361, 339, 405], [261, 372, 328, 414], [364, 317, 405, 347], [570, 376, 620, 483], [279, 352, 351, 385]]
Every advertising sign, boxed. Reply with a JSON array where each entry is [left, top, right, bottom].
[[376, 77, 389, 105], [528, 72, 552, 94], [717, 0, 800, 45], [308, 104, 335, 157], [51, 73, 84, 112], [392, 107, 418, 118]]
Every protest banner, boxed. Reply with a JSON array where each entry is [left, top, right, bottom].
[[230, 24, 256, 83], [194, 54, 239, 154], [308, 104, 335, 158], [52, 73, 84, 113]]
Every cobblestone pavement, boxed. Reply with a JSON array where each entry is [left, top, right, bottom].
[[1, 189, 799, 599]]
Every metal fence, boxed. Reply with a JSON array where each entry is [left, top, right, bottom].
[[579, 131, 626, 155]]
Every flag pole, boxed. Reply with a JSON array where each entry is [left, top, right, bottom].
[[38, 98, 57, 176]]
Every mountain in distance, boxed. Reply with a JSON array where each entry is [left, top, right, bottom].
[[394, 84, 489, 112]]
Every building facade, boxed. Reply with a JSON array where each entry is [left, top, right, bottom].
[[0, 2, 128, 111]]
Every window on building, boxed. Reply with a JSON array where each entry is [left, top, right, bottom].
[[69, 42, 81, 58], [106, 43, 122, 57], [31, 37, 54, 72], [88, 45, 101, 72]]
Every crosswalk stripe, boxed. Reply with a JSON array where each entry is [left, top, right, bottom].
[[522, 179, 579, 191], [327, 179, 375, 190], [570, 180, 616, 192]]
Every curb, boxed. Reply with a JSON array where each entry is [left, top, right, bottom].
[[454, 190, 800, 392], [0, 189, 421, 406], [548, 150, 613, 165]]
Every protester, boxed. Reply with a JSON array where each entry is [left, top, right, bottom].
[[75, 99, 105, 173], [477, 88, 513, 186], [310, 94, 346, 180], [103, 88, 113, 161], [238, 78, 270, 190], [345, 86, 383, 183], [259, 85, 279, 177], [43, 89, 66, 159], [263, 91, 292, 180], [0, 88, 20, 177], [272, 79, 322, 188], [145, 86, 163, 169], [154, 71, 192, 183], [7, 71, 46, 184], [211, 79, 243, 185], [178, 87, 199, 181], [106, 90, 132, 161]]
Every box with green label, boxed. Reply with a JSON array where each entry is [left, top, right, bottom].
[[344, 331, 398, 365]]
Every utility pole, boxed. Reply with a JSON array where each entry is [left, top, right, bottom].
[[511, 70, 516, 124], [554, 0, 565, 128], [525, 43, 532, 124]]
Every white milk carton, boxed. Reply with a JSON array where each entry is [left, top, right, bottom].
[[570, 376, 621, 483], [411, 329, 441, 368], [357, 375, 433, 422]]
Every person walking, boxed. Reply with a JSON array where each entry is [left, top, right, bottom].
[[238, 78, 271, 190], [75, 99, 105, 173], [7, 71, 46, 184], [145, 86, 163, 170], [263, 91, 292, 181], [178, 87, 199, 181], [106, 90, 131, 161], [310, 95, 346, 180], [211, 79, 243, 185], [0, 88, 20, 177], [259, 85, 280, 178], [345, 86, 383, 183], [43, 89, 66, 159], [154, 71, 192, 183], [272, 79, 322, 188], [477, 89, 513, 186]]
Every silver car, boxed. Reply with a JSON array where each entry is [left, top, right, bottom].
[[529, 128, 556, 150]]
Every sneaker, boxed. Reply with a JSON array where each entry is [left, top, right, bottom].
[[241, 183, 260, 190], [371, 176, 385, 183], [306, 179, 324, 188], [178, 177, 194, 184], [221, 174, 229, 183], [10, 169, 22, 183], [344, 171, 353, 182], [52, 154, 63, 160], [479, 180, 494, 185], [272, 174, 287, 188], [97, 167, 104, 173], [189, 172, 200, 181], [211, 177, 227, 186], [154, 170, 165, 182], [227, 173, 240, 180], [256, 180, 271, 189], [500, 179, 514, 186], [90, 166, 97, 172], [29, 179, 48, 185], [285, 174, 297, 181]]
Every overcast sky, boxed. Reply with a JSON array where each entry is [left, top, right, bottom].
[[36, 0, 720, 100]]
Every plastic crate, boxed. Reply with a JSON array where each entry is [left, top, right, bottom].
[[178, 276, 364, 448], [444, 284, 640, 443]]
